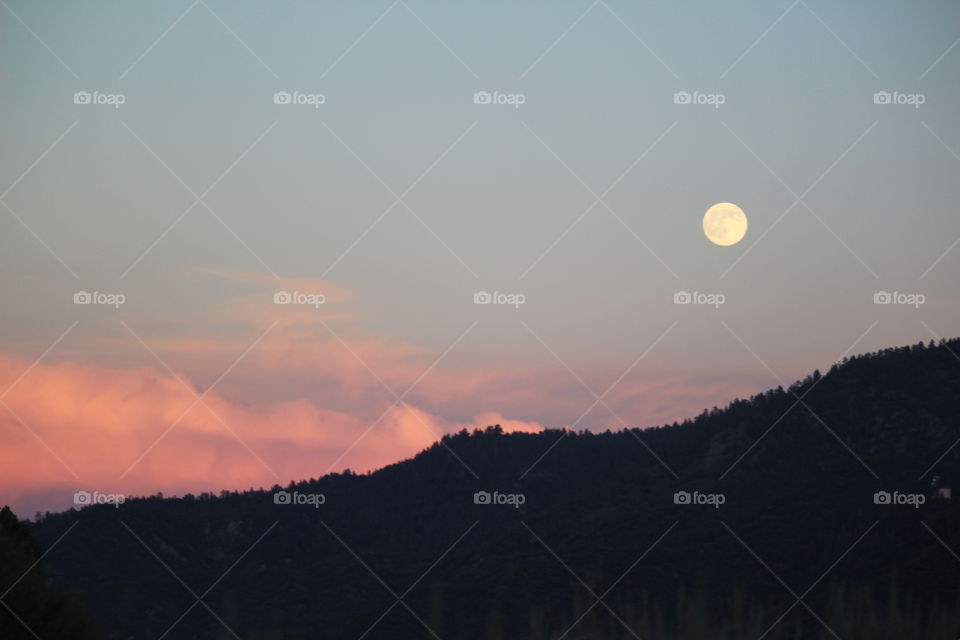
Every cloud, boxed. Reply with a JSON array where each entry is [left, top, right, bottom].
[[0, 355, 440, 513], [0, 269, 765, 516], [471, 411, 548, 433]]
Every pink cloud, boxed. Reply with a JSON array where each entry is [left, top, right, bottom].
[[0, 353, 562, 516], [471, 411, 548, 434], [0, 269, 766, 515], [0, 355, 439, 511]]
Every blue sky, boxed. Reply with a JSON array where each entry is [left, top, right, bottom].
[[1, 0, 959, 513]]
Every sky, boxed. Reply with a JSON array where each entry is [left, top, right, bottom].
[[1, 0, 959, 516]]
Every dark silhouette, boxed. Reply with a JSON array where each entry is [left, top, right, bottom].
[[0, 506, 95, 639], [5, 338, 960, 638]]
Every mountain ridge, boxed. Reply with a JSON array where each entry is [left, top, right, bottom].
[[16, 337, 960, 639]]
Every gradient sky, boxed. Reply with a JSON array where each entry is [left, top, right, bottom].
[[2, 0, 959, 516]]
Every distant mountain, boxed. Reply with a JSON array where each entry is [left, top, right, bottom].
[[8, 338, 960, 639]]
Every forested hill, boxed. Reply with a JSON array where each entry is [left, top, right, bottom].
[[14, 338, 960, 639]]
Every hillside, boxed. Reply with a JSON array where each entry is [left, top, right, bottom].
[[12, 338, 960, 639]]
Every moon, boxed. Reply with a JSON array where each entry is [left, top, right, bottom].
[[703, 203, 748, 246]]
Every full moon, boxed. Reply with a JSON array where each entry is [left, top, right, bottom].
[[703, 202, 748, 246]]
